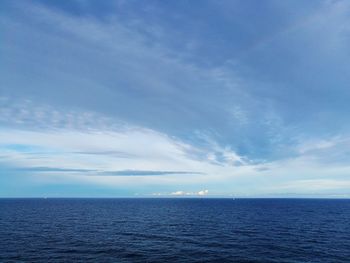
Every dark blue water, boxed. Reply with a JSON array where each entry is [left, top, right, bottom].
[[0, 198, 349, 262]]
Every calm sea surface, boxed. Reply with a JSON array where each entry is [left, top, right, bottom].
[[0, 198, 349, 262]]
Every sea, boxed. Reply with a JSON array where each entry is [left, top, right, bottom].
[[0, 198, 349, 262]]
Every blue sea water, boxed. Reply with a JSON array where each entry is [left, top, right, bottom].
[[0, 198, 349, 262]]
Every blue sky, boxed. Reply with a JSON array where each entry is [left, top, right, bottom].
[[1, 0, 350, 197]]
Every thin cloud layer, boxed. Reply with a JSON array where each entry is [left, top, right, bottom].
[[1, 0, 350, 197]]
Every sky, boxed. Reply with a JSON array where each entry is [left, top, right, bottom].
[[1, 0, 350, 197]]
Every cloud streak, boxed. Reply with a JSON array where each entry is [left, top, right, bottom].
[[2, 166, 202, 177]]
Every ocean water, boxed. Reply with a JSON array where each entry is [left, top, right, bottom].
[[0, 198, 349, 262]]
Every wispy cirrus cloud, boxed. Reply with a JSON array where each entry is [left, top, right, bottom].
[[0, 1, 295, 161], [2, 1, 350, 197], [1, 100, 350, 195]]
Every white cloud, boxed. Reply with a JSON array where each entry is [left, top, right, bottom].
[[2, 98, 350, 196], [2, 1, 350, 196], [198, 189, 209, 196], [2, 103, 350, 196], [166, 190, 209, 196], [296, 137, 343, 154], [0, 98, 258, 190], [170, 191, 185, 196]]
